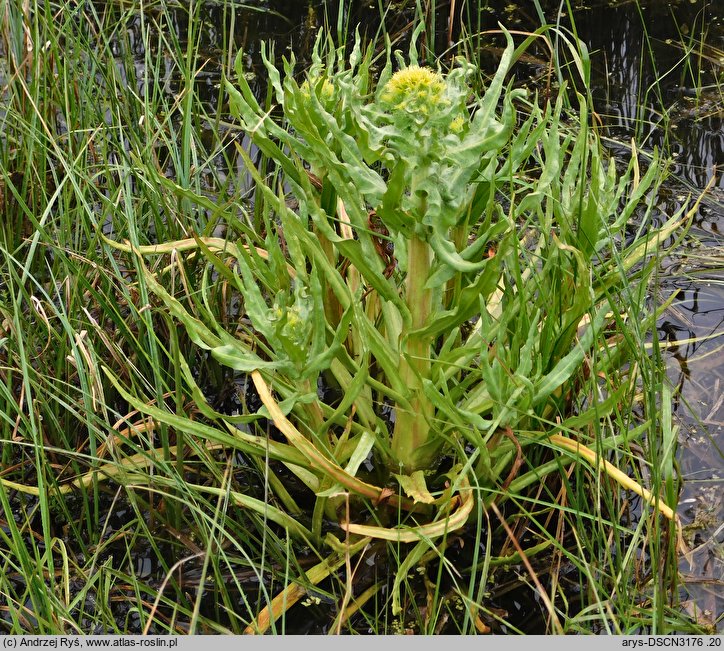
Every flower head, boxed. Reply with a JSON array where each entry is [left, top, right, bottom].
[[379, 66, 449, 118], [299, 76, 337, 110]]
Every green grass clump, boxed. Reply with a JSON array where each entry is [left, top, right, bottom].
[[0, 0, 707, 635]]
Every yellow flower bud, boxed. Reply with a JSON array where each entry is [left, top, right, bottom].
[[449, 115, 465, 133]]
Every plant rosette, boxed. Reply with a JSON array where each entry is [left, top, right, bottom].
[[113, 27, 684, 560]]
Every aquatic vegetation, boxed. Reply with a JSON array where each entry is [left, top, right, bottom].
[[103, 27, 691, 628], [1, 0, 715, 634]]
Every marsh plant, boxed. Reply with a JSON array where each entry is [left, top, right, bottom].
[[98, 26, 693, 629], [0, 0, 712, 630]]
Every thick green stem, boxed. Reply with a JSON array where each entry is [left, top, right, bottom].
[[391, 235, 436, 472]]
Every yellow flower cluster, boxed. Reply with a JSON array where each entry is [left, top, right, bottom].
[[300, 77, 336, 103], [380, 66, 449, 117]]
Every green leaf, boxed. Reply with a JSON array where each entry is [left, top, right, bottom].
[[393, 471, 435, 504], [211, 344, 279, 372], [533, 301, 611, 405]]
